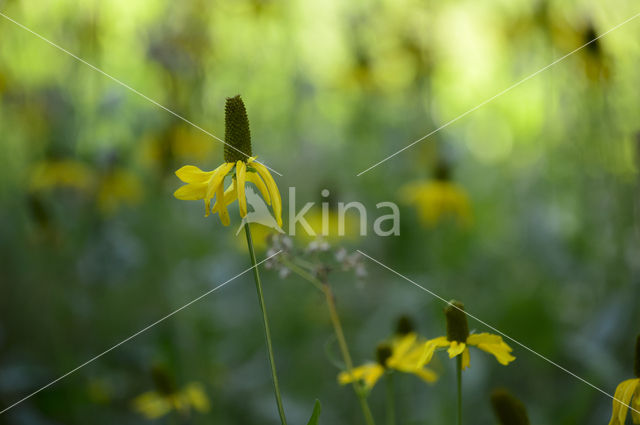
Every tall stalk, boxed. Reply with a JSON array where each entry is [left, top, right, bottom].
[[282, 259, 376, 425], [385, 372, 396, 425], [244, 224, 287, 425]]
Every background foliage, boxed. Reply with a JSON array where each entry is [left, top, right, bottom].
[[1, 0, 640, 423]]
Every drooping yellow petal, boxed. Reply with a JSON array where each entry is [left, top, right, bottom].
[[609, 379, 640, 425], [175, 165, 214, 183], [246, 171, 271, 205], [448, 341, 466, 358], [132, 391, 173, 419], [205, 162, 234, 203], [387, 333, 418, 367], [252, 161, 282, 227], [461, 347, 470, 370], [174, 182, 208, 200], [467, 333, 515, 366], [338, 363, 384, 390], [632, 384, 640, 424], [236, 161, 247, 218], [363, 366, 385, 390], [216, 181, 230, 226], [212, 183, 238, 213], [412, 367, 439, 383], [418, 336, 450, 366], [181, 383, 210, 413]]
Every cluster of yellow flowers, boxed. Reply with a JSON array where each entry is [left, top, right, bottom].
[[340, 302, 515, 392]]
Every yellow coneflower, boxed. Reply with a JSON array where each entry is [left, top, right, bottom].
[[132, 367, 210, 420], [400, 161, 472, 228], [339, 333, 438, 391], [608, 335, 640, 425], [173, 96, 282, 227], [174, 96, 287, 425], [96, 168, 143, 215], [133, 382, 210, 420], [29, 159, 93, 192], [418, 301, 515, 370]]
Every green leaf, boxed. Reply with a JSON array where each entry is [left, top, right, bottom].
[[306, 399, 321, 425]]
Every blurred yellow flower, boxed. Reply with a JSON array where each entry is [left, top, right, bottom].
[[400, 180, 472, 228], [173, 96, 282, 227], [419, 301, 515, 370], [608, 335, 640, 425], [97, 169, 143, 215], [29, 160, 93, 192], [132, 382, 210, 420], [339, 333, 438, 391]]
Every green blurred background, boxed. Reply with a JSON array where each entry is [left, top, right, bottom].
[[1, 0, 640, 423]]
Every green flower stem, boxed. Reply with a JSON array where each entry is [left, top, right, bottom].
[[281, 259, 376, 425], [385, 372, 396, 425], [456, 355, 462, 425], [244, 224, 288, 425]]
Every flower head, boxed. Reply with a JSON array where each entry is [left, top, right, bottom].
[[173, 95, 282, 226], [608, 335, 640, 425], [338, 332, 438, 391], [418, 300, 515, 370], [132, 366, 210, 420], [400, 161, 472, 228]]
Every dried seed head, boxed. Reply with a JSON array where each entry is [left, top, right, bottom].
[[635, 334, 640, 378], [490, 388, 530, 425], [395, 315, 415, 335], [445, 300, 469, 343], [224, 95, 252, 163], [376, 344, 392, 367]]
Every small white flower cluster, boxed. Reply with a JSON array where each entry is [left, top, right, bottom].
[[264, 234, 367, 283]]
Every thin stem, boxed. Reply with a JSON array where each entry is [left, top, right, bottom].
[[322, 282, 376, 425], [385, 372, 396, 425], [282, 259, 375, 425], [456, 355, 462, 425], [244, 224, 288, 425]]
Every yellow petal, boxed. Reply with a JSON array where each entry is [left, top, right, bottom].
[[418, 336, 450, 366], [387, 333, 418, 367], [461, 347, 470, 370], [175, 165, 214, 183], [252, 161, 282, 227], [362, 365, 385, 390], [632, 384, 640, 424], [213, 183, 238, 212], [182, 383, 210, 413], [236, 161, 247, 218], [205, 162, 234, 202], [132, 391, 172, 419], [174, 182, 207, 200], [246, 171, 271, 205], [338, 363, 384, 391], [412, 367, 439, 383], [609, 379, 640, 425], [447, 341, 466, 359], [216, 182, 230, 226], [467, 333, 515, 366]]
